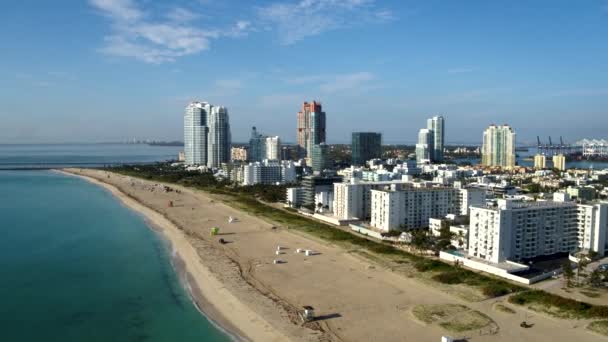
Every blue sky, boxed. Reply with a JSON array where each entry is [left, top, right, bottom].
[[1, 0, 607, 144]]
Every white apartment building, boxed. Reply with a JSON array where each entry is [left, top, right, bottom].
[[333, 180, 408, 221], [469, 200, 579, 263], [457, 187, 486, 215], [576, 203, 608, 255], [266, 136, 281, 160], [286, 187, 305, 208], [242, 160, 296, 185], [370, 185, 460, 231]]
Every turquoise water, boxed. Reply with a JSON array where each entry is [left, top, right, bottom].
[[0, 171, 231, 342]]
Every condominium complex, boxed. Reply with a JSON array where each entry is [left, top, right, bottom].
[[481, 124, 516, 168], [333, 180, 407, 221], [249, 126, 281, 161], [184, 101, 211, 165], [296, 101, 326, 157], [370, 184, 460, 231], [577, 202, 608, 255], [534, 154, 546, 169], [242, 160, 296, 185], [266, 136, 281, 160], [415, 129, 433, 164], [427, 116, 445, 162], [469, 200, 580, 263], [183, 101, 231, 167], [351, 132, 382, 166], [553, 154, 566, 171], [207, 106, 231, 168]]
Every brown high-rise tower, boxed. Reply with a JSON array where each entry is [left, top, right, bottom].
[[296, 101, 326, 157]]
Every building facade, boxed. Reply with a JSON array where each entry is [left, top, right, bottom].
[[231, 147, 248, 161], [242, 160, 296, 185], [415, 128, 433, 164], [183, 101, 211, 165], [297, 101, 326, 157], [266, 136, 281, 160], [469, 200, 579, 263], [481, 124, 516, 168], [534, 154, 546, 169], [311, 143, 330, 172], [553, 154, 566, 171], [370, 185, 460, 231], [576, 203, 608, 255], [352, 132, 382, 166], [427, 116, 444, 162], [206, 105, 231, 168]]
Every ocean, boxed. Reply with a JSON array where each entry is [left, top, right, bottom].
[[0, 144, 182, 169], [0, 170, 231, 341]]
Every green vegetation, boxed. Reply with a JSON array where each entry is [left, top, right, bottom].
[[588, 320, 608, 336], [412, 304, 497, 333], [509, 290, 608, 319], [106, 164, 520, 299]]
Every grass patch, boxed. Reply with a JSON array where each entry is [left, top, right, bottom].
[[412, 304, 497, 333], [588, 320, 608, 336], [494, 303, 516, 314], [509, 290, 608, 319]]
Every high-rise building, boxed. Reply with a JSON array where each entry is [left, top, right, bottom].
[[207, 106, 231, 168], [481, 124, 516, 168], [311, 143, 330, 172], [553, 154, 566, 171], [427, 116, 444, 162], [534, 154, 546, 169], [297, 101, 326, 157], [249, 126, 281, 161], [352, 132, 382, 166], [415, 128, 433, 164], [266, 136, 281, 160], [184, 101, 211, 165], [249, 126, 266, 162]]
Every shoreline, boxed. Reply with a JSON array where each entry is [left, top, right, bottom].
[[57, 169, 291, 342]]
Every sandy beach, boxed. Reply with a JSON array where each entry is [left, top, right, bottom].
[[60, 168, 607, 342]]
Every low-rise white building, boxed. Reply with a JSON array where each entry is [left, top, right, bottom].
[[370, 184, 460, 231], [333, 179, 410, 221], [242, 160, 296, 185], [469, 199, 579, 263]]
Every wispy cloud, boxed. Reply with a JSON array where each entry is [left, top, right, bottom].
[[257, 0, 394, 44], [89, 0, 250, 63]]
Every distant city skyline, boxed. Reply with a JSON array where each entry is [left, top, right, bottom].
[[2, 1, 608, 144]]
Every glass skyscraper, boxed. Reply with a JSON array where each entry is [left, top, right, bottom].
[[351, 132, 382, 166], [207, 106, 231, 168], [427, 116, 444, 162], [184, 102, 211, 165]]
